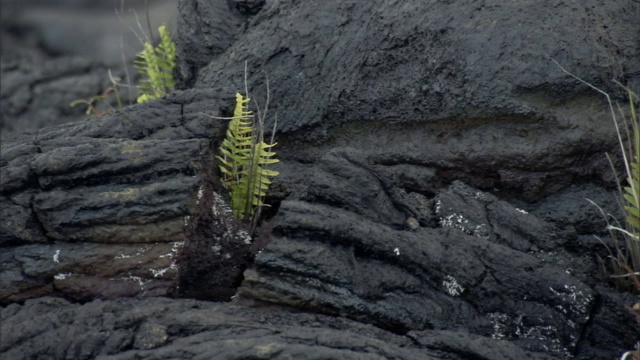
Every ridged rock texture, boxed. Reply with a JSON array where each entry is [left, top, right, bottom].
[[1, 0, 639, 359], [1, 89, 237, 304]]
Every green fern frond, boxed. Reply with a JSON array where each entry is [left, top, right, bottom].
[[623, 90, 640, 236], [217, 94, 253, 191], [217, 93, 279, 222], [239, 140, 279, 219], [135, 24, 176, 103]]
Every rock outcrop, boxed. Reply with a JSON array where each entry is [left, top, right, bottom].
[[2, 0, 640, 359], [2, 296, 560, 360], [1, 89, 232, 303]]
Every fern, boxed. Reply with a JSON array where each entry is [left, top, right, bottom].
[[623, 92, 640, 237], [624, 157, 640, 233], [610, 87, 640, 292], [550, 58, 640, 291], [135, 24, 176, 103], [217, 93, 279, 223]]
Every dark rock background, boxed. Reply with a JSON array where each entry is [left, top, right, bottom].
[[2, 0, 640, 359], [0, 0, 177, 133]]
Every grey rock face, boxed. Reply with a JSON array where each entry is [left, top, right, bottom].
[[174, 167, 254, 301], [186, 0, 639, 358], [0, 0, 178, 135], [0, 57, 112, 134], [0, 0, 177, 65], [239, 181, 609, 357], [195, 0, 637, 202], [0, 89, 232, 304], [0, 296, 558, 360], [175, 0, 251, 88], [1, 0, 639, 359]]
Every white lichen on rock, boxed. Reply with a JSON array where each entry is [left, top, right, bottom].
[[211, 244, 222, 254], [487, 312, 509, 340], [487, 311, 572, 358], [548, 284, 593, 322], [442, 275, 464, 296], [159, 241, 184, 259], [212, 191, 232, 217], [114, 245, 152, 260], [149, 242, 182, 278], [54, 272, 73, 280], [238, 228, 252, 245], [196, 185, 204, 203], [439, 213, 489, 239], [149, 262, 177, 278], [513, 314, 571, 358], [439, 213, 469, 229], [122, 275, 150, 289]]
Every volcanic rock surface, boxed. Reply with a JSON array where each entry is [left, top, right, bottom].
[[1, 0, 640, 359]]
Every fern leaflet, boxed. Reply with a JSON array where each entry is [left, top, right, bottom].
[[135, 24, 176, 103], [217, 93, 279, 222], [623, 92, 640, 236]]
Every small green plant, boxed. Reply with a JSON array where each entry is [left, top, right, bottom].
[[620, 90, 640, 238], [552, 57, 639, 290], [600, 86, 640, 291], [550, 58, 639, 360], [71, 23, 177, 114], [217, 92, 279, 230], [134, 24, 176, 103], [70, 70, 124, 116], [199, 63, 279, 233]]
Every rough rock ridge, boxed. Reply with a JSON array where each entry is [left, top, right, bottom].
[[1, 0, 640, 359]]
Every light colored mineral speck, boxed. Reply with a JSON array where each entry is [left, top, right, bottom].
[[405, 217, 419, 231], [442, 275, 464, 296]]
